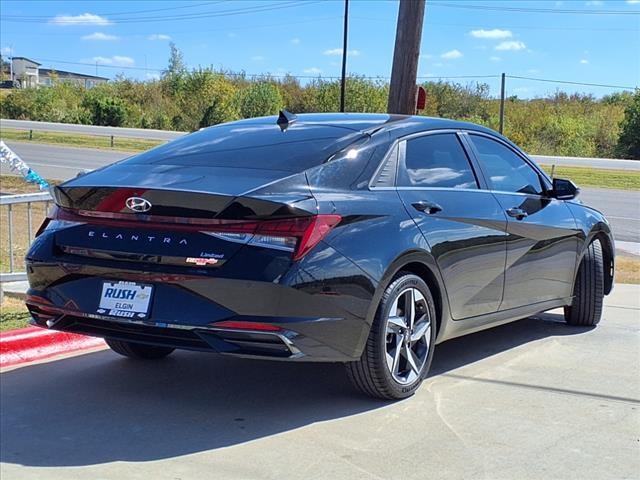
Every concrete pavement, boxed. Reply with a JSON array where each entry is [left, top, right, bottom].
[[1, 284, 638, 479]]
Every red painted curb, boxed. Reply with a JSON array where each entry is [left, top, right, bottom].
[[0, 326, 105, 368]]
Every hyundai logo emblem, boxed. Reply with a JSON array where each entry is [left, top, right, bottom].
[[125, 197, 152, 213]]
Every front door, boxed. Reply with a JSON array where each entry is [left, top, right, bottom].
[[466, 133, 580, 310], [395, 132, 508, 320]]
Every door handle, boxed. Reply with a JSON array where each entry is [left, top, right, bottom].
[[412, 201, 442, 215], [506, 207, 528, 220]]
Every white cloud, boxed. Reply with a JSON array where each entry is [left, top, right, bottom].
[[323, 48, 360, 56], [489, 56, 501, 62], [291, 38, 301, 45], [627, 0, 640, 4], [495, 41, 526, 51], [251, 55, 265, 61], [50, 13, 111, 26], [148, 34, 171, 41], [82, 32, 118, 41], [303, 67, 322, 74], [441, 49, 462, 59], [1, 46, 12, 55], [145, 73, 160, 81], [90, 55, 134, 66], [470, 29, 512, 39], [585, 1, 603, 5], [580, 59, 589, 64]]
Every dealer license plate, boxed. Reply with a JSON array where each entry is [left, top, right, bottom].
[[97, 281, 153, 319]]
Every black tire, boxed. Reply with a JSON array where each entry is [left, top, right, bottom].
[[564, 239, 604, 326], [105, 338, 175, 360], [346, 272, 437, 400]]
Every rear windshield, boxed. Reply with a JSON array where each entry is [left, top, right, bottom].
[[127, 123, 363, 172]]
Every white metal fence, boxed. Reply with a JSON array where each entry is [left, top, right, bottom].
[[0, 192, 53, 284]]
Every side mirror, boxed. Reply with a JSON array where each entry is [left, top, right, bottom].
[[551, 177, 579, 200]]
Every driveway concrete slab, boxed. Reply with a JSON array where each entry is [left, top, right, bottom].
[[1, 285, 638, 480]]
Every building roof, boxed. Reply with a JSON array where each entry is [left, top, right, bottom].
[[39, 68, 108, 81], [11, 56, 41, 65]]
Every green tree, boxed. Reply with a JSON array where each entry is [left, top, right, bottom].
[[616, 90, 640, 159]]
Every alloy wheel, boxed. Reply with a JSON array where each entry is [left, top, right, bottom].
[[384, 287, 432, 385]]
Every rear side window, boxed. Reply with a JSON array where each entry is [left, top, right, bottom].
[[469, 135, 543, 195], [398, 133, 478, 189]]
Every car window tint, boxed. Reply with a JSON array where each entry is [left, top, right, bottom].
[[470, 135, 543, 195], [398, 134, 478, 189]]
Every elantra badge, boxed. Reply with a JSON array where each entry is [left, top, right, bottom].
[[125, 197, 152, 213]]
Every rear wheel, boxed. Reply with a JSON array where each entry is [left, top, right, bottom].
[[564, 239, 604, 326], [347, 272, 437, 400], [106, 339, 175, 360]]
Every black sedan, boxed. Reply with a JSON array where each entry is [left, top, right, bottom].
[[25, 112, 614, 399]]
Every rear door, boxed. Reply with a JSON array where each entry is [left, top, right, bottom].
[[394, 131, 507, 320], [465, 132, 580, 310]]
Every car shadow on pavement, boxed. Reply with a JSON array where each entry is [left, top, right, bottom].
[[0, 312, 591, 467]]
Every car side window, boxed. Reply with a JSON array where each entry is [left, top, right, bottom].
[[469, 135, 543, 195], [398, 133, 478, 189]]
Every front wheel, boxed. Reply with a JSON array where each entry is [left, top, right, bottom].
[[564, 239, 605, 327], [106, 338, 175, 360], [346, 272, 437, 400]]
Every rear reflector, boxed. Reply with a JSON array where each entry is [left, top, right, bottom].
[[211, 321, 282, 332]]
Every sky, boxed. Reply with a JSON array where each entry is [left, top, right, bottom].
[[1, 0, 639, 98]]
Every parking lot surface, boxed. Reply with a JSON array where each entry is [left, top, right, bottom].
[[1, 285, 638, 480]]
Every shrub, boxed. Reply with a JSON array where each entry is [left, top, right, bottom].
[[616, 90, 640, 159], [235, 82, 283, 119]]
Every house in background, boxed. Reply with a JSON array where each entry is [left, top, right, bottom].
[[39, 68, 108, 88], [10, 57, 40, 88], [7, 56, 108, 88]]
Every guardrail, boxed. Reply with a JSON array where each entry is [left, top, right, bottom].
[[0, 192, 53, 293]]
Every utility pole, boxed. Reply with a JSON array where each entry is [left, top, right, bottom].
[[339, 0, 349, 113], [387, 0, 426, 114], [499, 72, 506, 134]]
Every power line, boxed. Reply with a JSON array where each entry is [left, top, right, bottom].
[[0, 1, 226, 19], [507, 75, 637, 91], [353, 16, 640, 32], [0, 16, 342, 38], [430, 1, 640, 15], [29, 57, 636, 91], [2, 1, 322, 24]]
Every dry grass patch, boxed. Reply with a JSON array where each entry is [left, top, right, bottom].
[[616, 256, 640, 285]]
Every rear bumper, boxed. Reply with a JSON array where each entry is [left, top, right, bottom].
[[25, 238, 377, 362]]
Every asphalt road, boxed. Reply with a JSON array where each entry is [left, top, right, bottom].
[[1, 284, 638, 480], [2, 119, 640, 171], [1, 141, 638, 242]]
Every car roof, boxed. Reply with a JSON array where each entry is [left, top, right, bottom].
[[225, 112, 501, 139]]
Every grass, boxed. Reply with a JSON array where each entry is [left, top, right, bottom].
[[0, 297, 31, 332], [1, 128, 163, 152], [616, 256, 640, 285], [539, 165, 640, 191]]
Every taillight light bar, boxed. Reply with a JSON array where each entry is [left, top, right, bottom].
[[44, 206, 341, 261]]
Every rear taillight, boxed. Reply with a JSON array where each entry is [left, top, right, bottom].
[[205, 215, 342, 260]]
